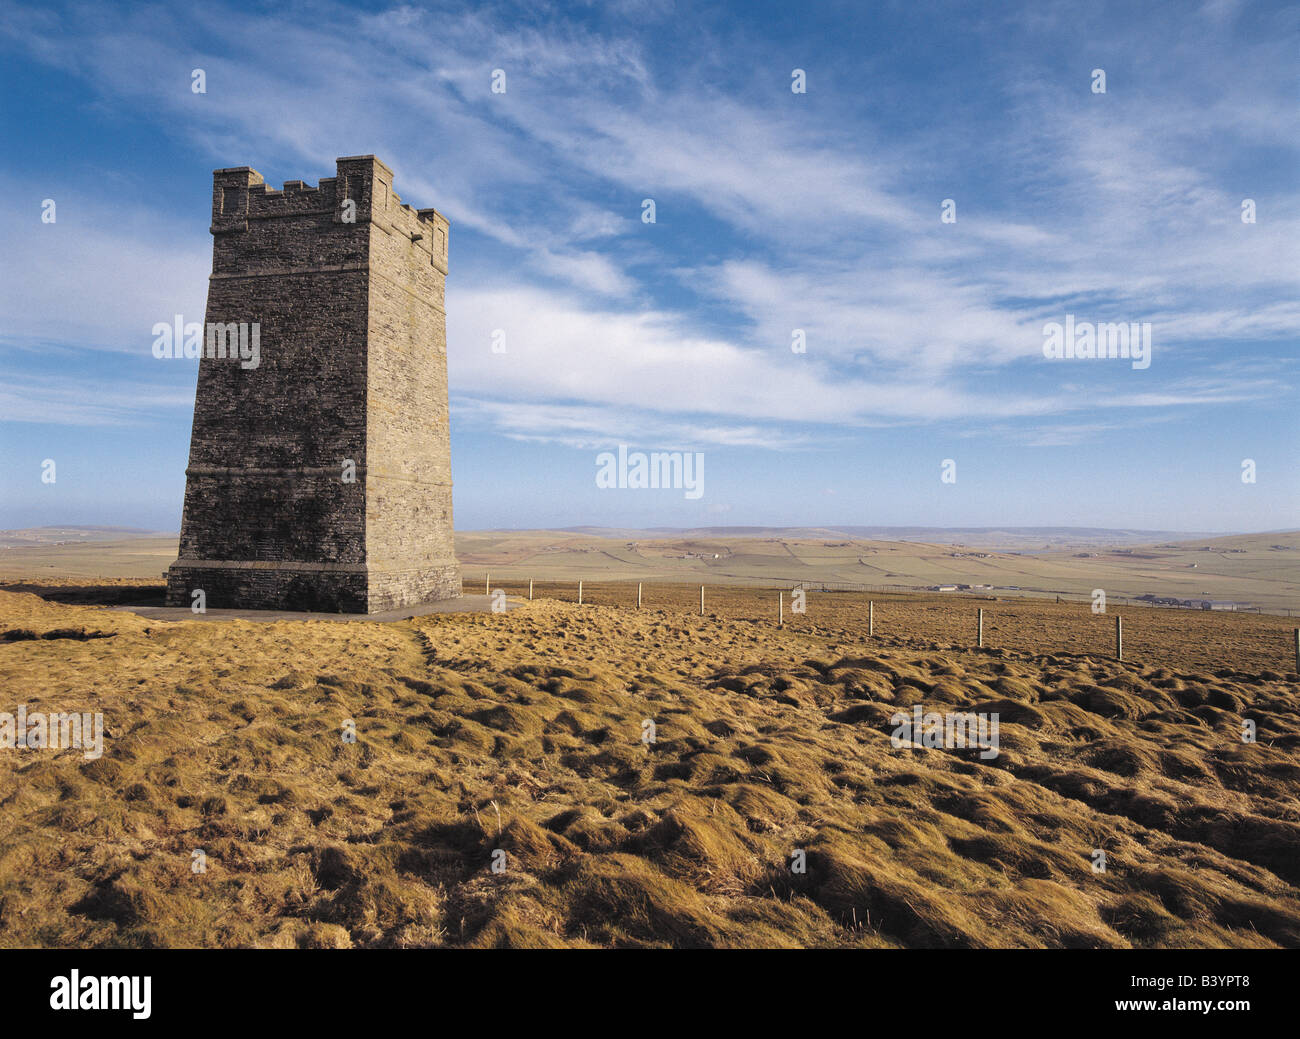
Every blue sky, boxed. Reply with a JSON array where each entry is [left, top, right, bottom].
[[1, 0, 1297, 533]]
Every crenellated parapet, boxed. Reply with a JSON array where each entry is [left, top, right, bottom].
[[210, 156, 448, 273]]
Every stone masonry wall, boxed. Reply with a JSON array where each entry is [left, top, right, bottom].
[[364, 176, 458, 611]]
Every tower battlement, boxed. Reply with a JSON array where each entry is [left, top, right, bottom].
[[210, 156, 449, 274], [168, 155, 461, 613]]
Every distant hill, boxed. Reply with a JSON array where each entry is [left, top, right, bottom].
[[0, 526, 170, 549], [501, 525, 1244, 549]]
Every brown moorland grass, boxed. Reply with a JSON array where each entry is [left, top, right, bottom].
[[0, 583, 1297, 948]]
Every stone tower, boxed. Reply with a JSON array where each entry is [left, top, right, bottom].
[[166, 155, 461, 613]]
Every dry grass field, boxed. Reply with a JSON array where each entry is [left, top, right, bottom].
[[1, 579, 1298, 948]]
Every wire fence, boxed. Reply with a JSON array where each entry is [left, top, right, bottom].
[[464, 576, 1300, 676], [466, 572, 1296, 618]]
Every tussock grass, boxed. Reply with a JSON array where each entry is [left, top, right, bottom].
[[0, 585, 1297, 948]]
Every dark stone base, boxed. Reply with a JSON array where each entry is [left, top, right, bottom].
[[165, 560, 461, 614]]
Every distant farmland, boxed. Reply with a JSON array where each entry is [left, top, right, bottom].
[[1, 529, 1296, 614], [451, 530, 1300, 615]]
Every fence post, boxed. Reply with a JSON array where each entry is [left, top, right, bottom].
[[578, 580, 583, 606], [1294, 628, 1298, 674], [869, 600, 874, 637], [485, 573, 490, 596], [978, 608, 983, 648], [1116, 615, 1123, 661], [637, 582, 642, 609], [700, 585, 705, 616], [779, 592, 784, 627], [528, 578, 533, 601]]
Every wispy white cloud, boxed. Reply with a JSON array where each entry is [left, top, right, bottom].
[[0, 370, 194, 425], [1, 0, 1295, 451], [1, 179, 208, 353]]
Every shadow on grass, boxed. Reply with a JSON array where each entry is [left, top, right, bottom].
[[0, 582, 167, 606]]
